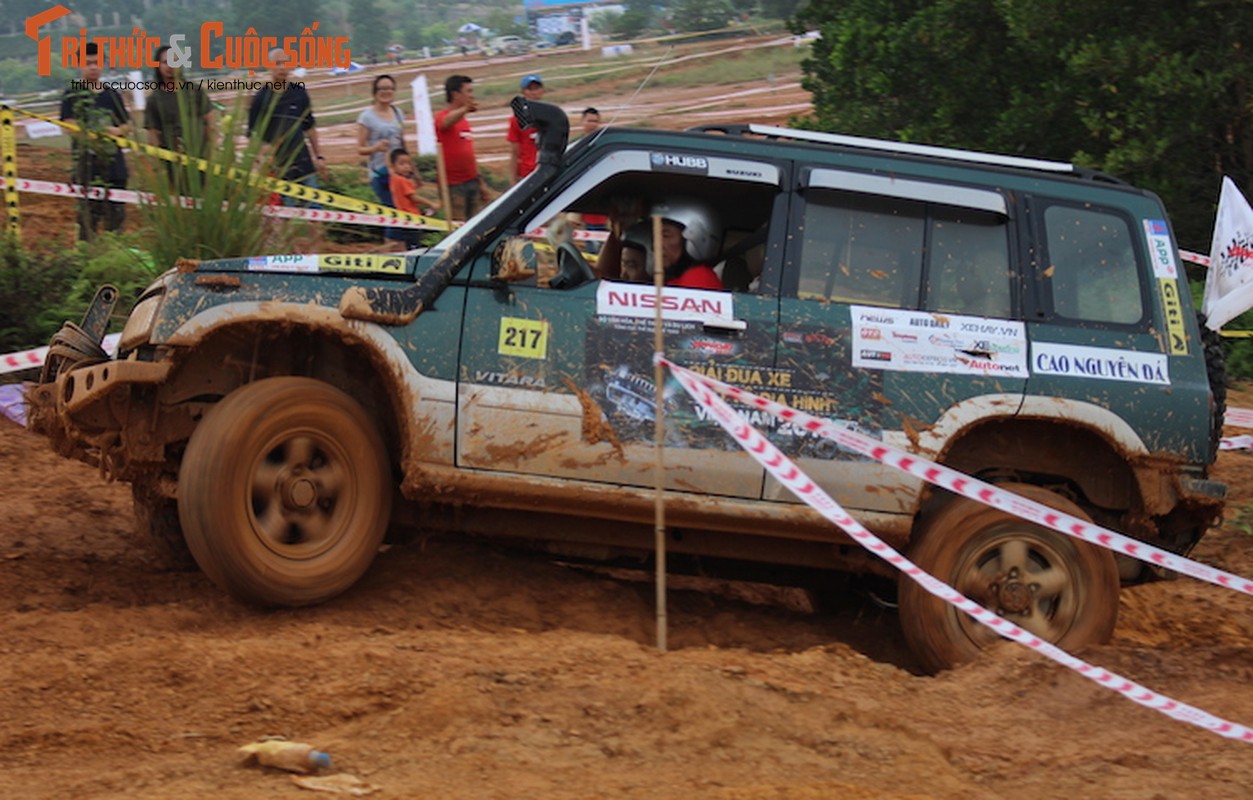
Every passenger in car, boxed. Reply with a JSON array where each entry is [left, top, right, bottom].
[[596, 197, 725, 290], [619, 223, 651, 283]]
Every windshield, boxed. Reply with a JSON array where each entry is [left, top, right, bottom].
[[427, 178, 535, 255]]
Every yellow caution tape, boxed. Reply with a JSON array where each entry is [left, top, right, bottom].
[[2, 104, 443, 229], [0, 108, 18, 239]]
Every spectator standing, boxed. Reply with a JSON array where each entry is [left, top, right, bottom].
[[580, 107, 601, 138], [60, 42, 129, 239], [144, 44, 212, 157], [436, 74, 489, 220], [249, 47, 326, 206], [575, 107, 608, 249], [507, 74, 545, 185], [356, 74, 408, 246]]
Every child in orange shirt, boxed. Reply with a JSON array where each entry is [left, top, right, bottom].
[[387, 148, 438, 250]]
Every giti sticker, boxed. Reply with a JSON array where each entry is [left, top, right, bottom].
[[1143, 219, 1178, 279], [1158, 278, 1188, 355], [498, 317, 549, 360], [317, 254, 406, 274]]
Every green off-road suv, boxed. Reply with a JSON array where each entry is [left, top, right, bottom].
[[29, 101, 1226, 671]]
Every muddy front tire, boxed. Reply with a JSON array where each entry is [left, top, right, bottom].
[[898, 483, 1119, 673], [178, 377, 392, 606]]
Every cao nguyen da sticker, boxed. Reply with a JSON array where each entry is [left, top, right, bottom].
[[498, 317, 550, 359]]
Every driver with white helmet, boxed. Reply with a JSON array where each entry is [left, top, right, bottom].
[[598, 196, 724, 289], [649, 197, 723, 289]]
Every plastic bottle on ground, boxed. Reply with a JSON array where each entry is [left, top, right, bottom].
[[238, 740, 332, 774]]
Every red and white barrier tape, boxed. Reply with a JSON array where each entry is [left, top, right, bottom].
[[0, 333, 119, 376], [1179, 249, 1211, 268], [661, 356, 1252, 742], [523, 227, 611, 243], [1220, 434, 1253, 451], [667, 360, 1252, 598], [1224, 406, 1253, 429], [0, 176, 449, 230]]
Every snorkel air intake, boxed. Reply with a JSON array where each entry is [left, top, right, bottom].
[[338, 100, 571, 325]]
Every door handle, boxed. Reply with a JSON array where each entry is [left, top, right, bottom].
[[702, 316, 748, 333]]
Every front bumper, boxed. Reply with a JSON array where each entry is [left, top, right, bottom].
[[27, 356, 171, 465]]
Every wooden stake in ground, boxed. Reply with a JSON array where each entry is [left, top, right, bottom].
[[652, 213, 667, 652], [435, 141, 454, 231]]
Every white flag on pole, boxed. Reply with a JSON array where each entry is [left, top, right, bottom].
[[411, 75, 436, 157], [129, 70, 145, 111], [1202, 177, 1253, 330]]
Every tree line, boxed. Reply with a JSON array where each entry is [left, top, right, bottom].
[[794, 0, 1251, 251]]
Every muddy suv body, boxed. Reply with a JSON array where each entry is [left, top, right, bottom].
[[29, 104, 1225, 670]]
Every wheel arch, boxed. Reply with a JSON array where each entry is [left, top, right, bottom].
[[912, 397, 1154, 532], [153, 301, 453, 475]]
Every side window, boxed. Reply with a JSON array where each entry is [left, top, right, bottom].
[[797, 191, 924, 307], [496, 152, 783, 293], [925, 208, 1012, 318], [1042, 205, 1144, 324]]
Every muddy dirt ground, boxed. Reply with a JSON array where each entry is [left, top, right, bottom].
[[1, 390, 1251, 799], [3, 35, 1252, 800]]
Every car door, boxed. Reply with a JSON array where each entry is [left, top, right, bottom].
[[1020, 195, 1211, 463], [455, 146, 788, 498], [768, 166, 1030, 514]]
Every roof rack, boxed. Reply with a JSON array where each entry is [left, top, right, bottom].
[[688, 123, 1076, 175]]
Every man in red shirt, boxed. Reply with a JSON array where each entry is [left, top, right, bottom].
[[436, 74, 489, 220], [507, 74, 545, 184]]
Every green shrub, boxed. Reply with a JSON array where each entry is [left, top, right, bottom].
[[0, 238, 79, 354], [134, 92, 301, 266], [41, 232, 160, 334]]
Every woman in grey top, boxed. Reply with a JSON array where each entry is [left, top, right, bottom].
[[356, 74, 407, 244]]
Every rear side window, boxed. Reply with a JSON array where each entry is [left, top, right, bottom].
[[1042, 205, 1144, 325], [926, 208, 1012, 318], [797, 192, 924, 308], [795, 188, 1012, 318]]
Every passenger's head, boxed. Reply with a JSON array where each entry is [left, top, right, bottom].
[[620, 222, 653, 283], [389, 148, 413, 175], [445, 74, 474, 104], [649, 197, 722, 265]]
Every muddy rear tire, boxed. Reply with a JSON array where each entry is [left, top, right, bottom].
[[178, 377, 392, 606], [898, 483, 1119, 673]]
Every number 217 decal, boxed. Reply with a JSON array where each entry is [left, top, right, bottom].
[[498, 317, 550, 359]]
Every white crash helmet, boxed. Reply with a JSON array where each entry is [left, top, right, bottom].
[[650, 197, 722, 263], [621, 222, 654, 275]]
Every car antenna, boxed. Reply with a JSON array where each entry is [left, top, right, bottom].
[[593, 45, 674, 142]]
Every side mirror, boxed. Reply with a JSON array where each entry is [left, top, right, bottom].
[[492, 238, 538, 282]]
